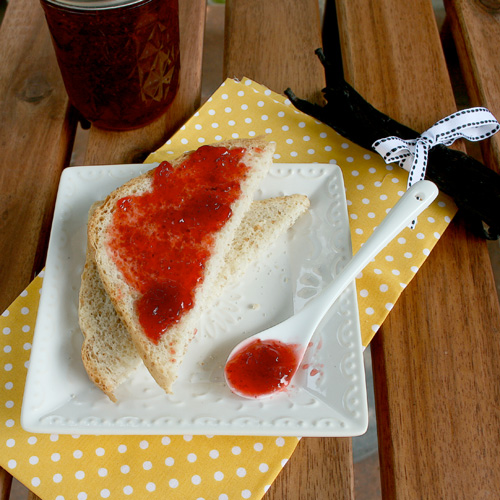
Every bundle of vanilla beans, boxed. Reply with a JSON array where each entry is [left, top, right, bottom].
[[285, 49, 500, 239]]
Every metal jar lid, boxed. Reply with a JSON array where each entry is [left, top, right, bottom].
[[41, 0, 150, 10]]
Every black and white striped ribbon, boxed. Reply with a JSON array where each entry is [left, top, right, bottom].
[[372, 107, 500, 228]]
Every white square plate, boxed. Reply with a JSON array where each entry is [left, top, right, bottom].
[[21, 162, 368, 436]]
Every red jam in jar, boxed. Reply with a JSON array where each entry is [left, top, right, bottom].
[[40, 0, 180, 130], [106, 145, 249, 343]]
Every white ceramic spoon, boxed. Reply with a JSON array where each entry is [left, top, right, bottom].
[[224, 180, 439, 399]]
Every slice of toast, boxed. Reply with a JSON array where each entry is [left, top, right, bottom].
[[79, 195, 310, 401], [87, 138, 276, 393]]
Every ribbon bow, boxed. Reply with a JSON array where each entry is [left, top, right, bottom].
[[372, 107, 500, 228]]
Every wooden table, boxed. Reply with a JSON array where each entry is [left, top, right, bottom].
[[1, 0, 500, 498]]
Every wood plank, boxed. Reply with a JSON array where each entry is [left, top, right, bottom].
[[336, 0, 500, 497], [267, 438, 354, 500], [443, 0, 500, 172], [0, 0, 76, 313], [84, 0, 207, 166], [224, 2, 354, 499], [0, 466, 12, 500], [224, 0, 326, 104]]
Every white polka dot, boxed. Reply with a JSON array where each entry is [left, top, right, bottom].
[[341, 142, 349, 149], [214, 471, 224, 481], [6, 439, 15, 448], [282, 125, 289, 131], [95, 447, 105, 456], [385, 303, 394, 311], [53, 473, 63, 483], [123, 486, 133, 495], [31, 477, 40, 487], [75, 471, 85, 480], [50, 434, 59, 442], [100, 489, 110, 498], [392, 269, 401, 276], [2, 327, 10, 335], [209, 449, 219, 459], [374, 268, 382, 275], [27, 436, 37, 444], [242, 490, 252, 499], [161, 436, 170, 445], [254, 442, 264, 451], [290, 151, 298, 157], [208, 109, 215, 115], [308, 149, 315, 154], [143, 460, 152, 470], [367, 212, 375, 218], [357, 184, 365, 190], [146, 483, 156, 492], [259, 463, 269, 472], [232, 446, 241, 455], [4, 364, 12, 372], [427, 217, 435, 223], [20, 289, 28, 297], [404, 252, 413, 258], [73, 450, 83, 459], [77, 493, 87, 500], [187, 453, 197, 463], [346, 156, 354, 162], [380, 194, 388, 201], [5, 419, 14, 428], [350, 214, 358, 220], [385, 255, 394, 262], [118, 444, 127, 453], [434, 232, 440, 239], [359, 289, 368, 298], [275, 437, 285, 447], [257, 101, 265, 107], [219, 495, 229, 500], [23, 342, 31, 349], [423, 248, 430, 256], [192, 475, 202, 485], [365, 307, 375, 315], [121, 465, 130, 474], [140, 440, 149, 449], [165, 457, 174, 466], [51, 453, 60, 462], [169, 479, 179, 488], [4, 382, 13, 390], [355, 228, 363, 235], [8, 460, 16, 469], [224, 107, 232, 113], [1, 311, 9, 318], [21, 307, 29, 315], [98, 468, 108, 477], [183, 435, 193, 442], [372, 324, 380, 332], [362, 198, 370, 204], [411, 266, 419, 272], [3, 345, 11, 353], [298, 121, 306, 128], [237, 467, 246, 477]]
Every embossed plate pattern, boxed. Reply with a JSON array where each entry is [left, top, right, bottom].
[[21, 163, 368, 436]]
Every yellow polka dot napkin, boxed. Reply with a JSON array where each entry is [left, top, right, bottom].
[[0, 77, 456, 500]]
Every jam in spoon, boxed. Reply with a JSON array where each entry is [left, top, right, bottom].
[[224, 180, 439, 399]]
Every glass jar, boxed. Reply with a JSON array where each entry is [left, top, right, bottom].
[[40, 0, 180, 130]]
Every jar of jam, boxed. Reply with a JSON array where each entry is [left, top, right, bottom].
[[40, 0, 180, 130]]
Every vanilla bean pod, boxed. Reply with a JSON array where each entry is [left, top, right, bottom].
[[285, 48, 500, 239]]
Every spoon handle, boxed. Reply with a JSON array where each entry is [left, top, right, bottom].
[[303, 180, 439, 326]]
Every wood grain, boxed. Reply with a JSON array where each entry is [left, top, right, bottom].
[[0, 0, 76, 313], [443, 0, 500, 172], [84, 0, 207, 166], [224, 1, 353, 499], [224, 0, 326, 105], [336, 0, 500, 497]]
